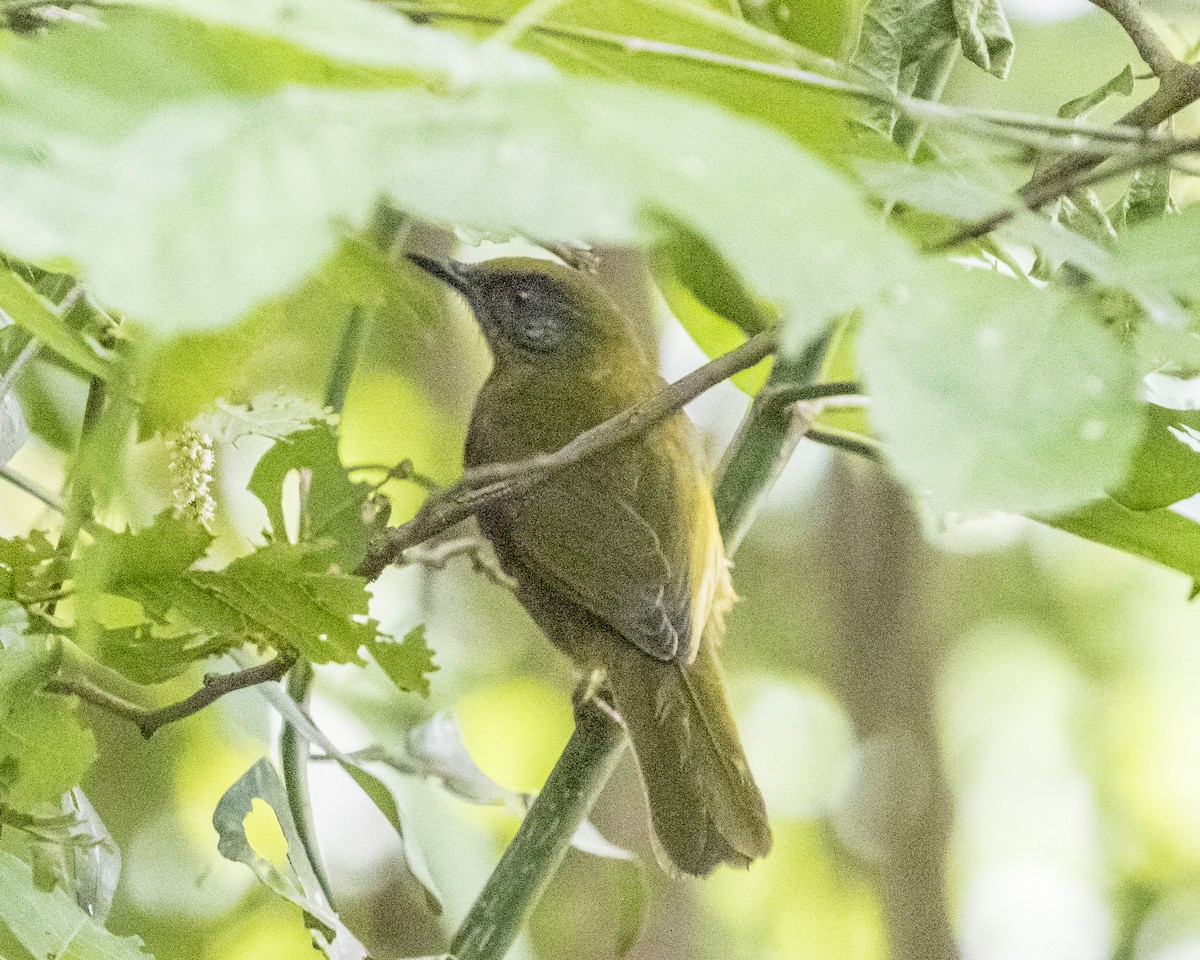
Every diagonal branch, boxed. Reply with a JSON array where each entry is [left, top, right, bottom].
[[1088, 0, 1179, 77], [51, 651, 297, 739], [357, 328, 779, 581]]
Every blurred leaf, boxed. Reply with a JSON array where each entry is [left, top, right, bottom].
[[0, 530, 55, 602], [29, 789, 122, 924], [403, 712, 522, 807], [332, 760, 443, 916], [1117, 166, 1173, 231], [0, 693, 95, 812], [192, 392, 334, 445], [117, 0, 481, 75], [368, 624, 438, 697], [0, 268, 115, 383], [213, 758, 368, 960], [0, 11, 911, 347], [859, 267, 1143, 514], [0, 393, 28, 467], [1109, 405, 1200, 511], [1047, 497, 1200, 590], [0, 608, 57, 719], [137, 240, 398, 436], [653, 225, 771, 335], [1113, 203, 1200, 304], [0, 850, 151, 960], [1057, 65, 1133, 120], [248, 420, 376, 570]]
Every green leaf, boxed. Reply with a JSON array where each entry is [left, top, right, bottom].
[[0, 11, 911, 345], [136, 239, 405, 435], [850, 0, 1013, 132], [1046, 498, 1200, 591], [653, 225, 771, 336], [0, 693, 96, 812], [29, 789, 122, 925], [0, 850, 152, 960], [1115, 166, 1173, 233], [0, 530, 55, 603], [367, 624, 438, 697], [1057, 65, 1133, 120], [1109, 404, 1200, 511], [1113, 203, 1200, 304], [248, 421, 375, 570], [186, 543, 378, 664], [0, 269, 116, 383], [213, 759, 368, 960], [0, 606, 58, 721], [250, 682, 443, 912], [859, 267, 1143, 515]]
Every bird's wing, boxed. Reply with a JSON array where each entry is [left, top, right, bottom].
[[506, 461, 692, 663]]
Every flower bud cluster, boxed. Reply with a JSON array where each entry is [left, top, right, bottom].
[[166, 428, 216, 528]]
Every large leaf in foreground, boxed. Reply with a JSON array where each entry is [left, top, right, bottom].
[[859, 267, 1142, 515], [0, 8, 911, 344]]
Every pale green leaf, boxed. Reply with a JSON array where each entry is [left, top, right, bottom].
[[1113, 203, 1200, 304], [1057, 65, 1133, 120], [0, 14, 910, 345], [0, 850, 152, 960], [213, 759, 368, 960], [859, 267, 1143, 514]]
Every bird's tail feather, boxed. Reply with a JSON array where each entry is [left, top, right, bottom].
[[601, 637, 772, 876]]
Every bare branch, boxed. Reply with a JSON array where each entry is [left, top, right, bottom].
[[51, 651, 297, 738], [1089, 0, 1180, 77]]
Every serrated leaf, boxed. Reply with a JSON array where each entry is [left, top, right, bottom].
[[0, 849, 152, 960], [860, 267, 1143, 514], [1057, 65, 1133, 121], [367, 624, 437, 697], [186, 543, 377, 664], [0, 530, 55, 603], [248, 421, 374, 570], [1109, 404, 1200, 511], [213, 759, 367, 960], [193, 392, 334, 446]]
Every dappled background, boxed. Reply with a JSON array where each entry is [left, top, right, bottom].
[[4, 2, 1200, 960]]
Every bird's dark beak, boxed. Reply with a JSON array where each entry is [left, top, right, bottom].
[[407, 254, 473, 298]]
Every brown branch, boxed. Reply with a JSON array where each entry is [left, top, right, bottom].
[[1088, 0, 1179, 77], [356, 328, 778, 581], [51, 651, 297, 738]]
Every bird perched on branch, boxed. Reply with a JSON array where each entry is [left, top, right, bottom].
[[410, 253, 772, 876]]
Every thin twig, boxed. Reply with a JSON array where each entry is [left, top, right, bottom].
[[807, 428, 882, 461], [1088, 0, 1180, 77], [0, 465, 65, 513], [51, 651, 297, 738], [403, 535, 516, 591], [357, 328, 778, 581], [386, 1, 1198, 156]]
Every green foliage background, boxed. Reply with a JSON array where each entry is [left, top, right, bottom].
[[3, 0, 1200, 959]]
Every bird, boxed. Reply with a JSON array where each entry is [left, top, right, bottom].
[[410, 253, 772, 876]]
